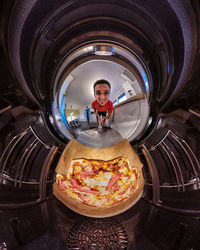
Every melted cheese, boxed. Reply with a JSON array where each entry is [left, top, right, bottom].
[[82, 172, 112, 188], [57, 156, 140, 207]]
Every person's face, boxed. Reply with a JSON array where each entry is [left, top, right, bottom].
[[94, 83, 110, 106]]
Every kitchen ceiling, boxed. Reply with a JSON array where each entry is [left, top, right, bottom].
[[66, 60, 126, 109]]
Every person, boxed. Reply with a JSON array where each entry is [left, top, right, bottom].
[[92, 79, 113, 128]]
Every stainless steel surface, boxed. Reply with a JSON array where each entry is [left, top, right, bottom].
[[51, 43, 151, 142], [0, 127, 31, 182], [169, 132, 199, 187], [170, 131, 200, 171], [1, 0, 200, 248], [160, 142, 181, 192], [39, 146, 58, 200], [141, 144, 160, 204], [14, 138, 38, 188], [162, 141, 185, 192], [111, 98, 149, 141], [76, 128, 123, 148]]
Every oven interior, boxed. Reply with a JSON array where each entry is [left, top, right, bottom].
[[0, 0, 200, 249]]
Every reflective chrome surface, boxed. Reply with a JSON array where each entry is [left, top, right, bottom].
[[51, 44, 151, 147], [0, 0, 200, 249], [76, 128, 123, 148]]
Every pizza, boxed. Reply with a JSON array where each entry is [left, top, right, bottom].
[[56, 155, 140, 207]]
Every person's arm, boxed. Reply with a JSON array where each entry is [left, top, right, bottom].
[[96, 111, 103, 123], [103, 112, 111, 121], [92, 101, 98, 119], [95, 110, 99, 117], [103, 101, 113, 121], [94, 108, 101, 122]]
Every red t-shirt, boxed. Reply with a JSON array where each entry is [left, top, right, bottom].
[[92, 100, 113, 113]]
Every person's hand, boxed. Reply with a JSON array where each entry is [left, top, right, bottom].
[[98, 116, 103, 123]]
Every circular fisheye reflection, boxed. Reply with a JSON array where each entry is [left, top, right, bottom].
[[63, 60, 149, 147], [52, 44, 151, 148]]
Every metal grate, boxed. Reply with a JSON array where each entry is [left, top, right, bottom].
[[141, 122, 200, 214], [143, 128, 200, 192], [68, 218, 128, 250], [0, 121, 59, 208]]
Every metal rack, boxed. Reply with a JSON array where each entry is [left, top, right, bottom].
[[141, 124, 200, 214], [0, 124, 59, 208]]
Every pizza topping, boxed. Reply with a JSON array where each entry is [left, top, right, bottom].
[[112, 182, 120, 191], [118, 186, 131, 196], [56, 155, 140, 207], [78, 193, 89, 203], [80, 170, 95, 179], [70, 177, 100, 195], [83, 171, 112, 188], [107, 174, 121, 191], [58, 180, 67, 191]]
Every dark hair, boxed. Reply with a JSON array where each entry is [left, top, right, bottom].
[[93, 79, 111, 92]]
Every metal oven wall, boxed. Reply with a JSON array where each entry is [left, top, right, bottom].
[[0, 1, 200, 249]]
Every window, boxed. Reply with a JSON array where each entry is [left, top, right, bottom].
[[118, 92, 127, 103], [113, 100, 118, 106]]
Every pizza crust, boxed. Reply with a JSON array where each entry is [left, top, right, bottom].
[[55, 139, 143, 177], [53, 139, 144, 217]]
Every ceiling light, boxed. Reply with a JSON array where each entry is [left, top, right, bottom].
[[94, 45, 113, 56]]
